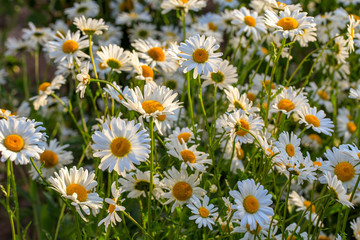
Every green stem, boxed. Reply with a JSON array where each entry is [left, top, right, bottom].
[[214, 85, 217, 122], [35, 45, 40, 86], [282, 173, 292, 233], [22, 54, 29, 100], [148, 117, 154, 239], [186, 72, 196, 137], [341, 174, 360, 232], [10, 160, 21, 238], [88, 35, 98, 80], [6, 160, 16, 240], [54, 203, 66, 240], [122, 211, 154, 240]]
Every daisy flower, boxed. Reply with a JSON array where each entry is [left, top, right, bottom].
[[337, 110, 356, 142], [48, 166, 103, 221], [162, 167, 206, 212], [30, 139, 73, 179], [103, 82, 131, 104], [22, 22, 52, 47], [265, 7, 315, 40], [301, 133, 322, 150], [271, 87, 308, 117], [73, 16, 108, 36], [76, 61, 91, 98], [321, 147, 360, 190], [178, 34, 223, 79], [30, 75, 66, 110], [122, 85, 182, 135], [97, 44, 132, 73], [161, 0, 206, 14], [306, 82, 333, 113], [165, 126, 195, 145], [132, 38, 177, 73], [231, 7, 267, 41], [130, 51, 156, 86], [224, 86, 258, 114], [0, 117, 46, 165], [5, 37, 29, 56], [91, 117, 150, 176], [128, 23, 158, 42], [166, 138, 211, 172], [347, 16, 359, 53], [334, 36, 349, 64], [349, 85, 360, 100], [293, 25, 317, 47], [278, 223, 308, 240], [118, 170, 163, 199], [298, 105, 334, 136], [201, 59, 237, 90], [227, 109, 264, 144], [0, 109, 13, 120], [323, 171, 353, 208], [47, 30, 89, 66], [351, 217, 360, 240], [230, 179, 274, 231], [98, 182, 125, 232], [232, 220, 274, 240], [116, 9, 152, 26], [223, 141, 245, 173], [64, 1, 99, 18], [274, 131, 302, 161], [289, 191, 319, 224], [187, 195, 218, 230]]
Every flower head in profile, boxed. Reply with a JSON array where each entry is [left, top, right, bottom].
[[76, 61, 91, 98], [48, 166, 103, 221], [161, 0, 206, 14], [74, 16, 108, 36], [178, 34, 223, 79], [323, 171, 353, 208]]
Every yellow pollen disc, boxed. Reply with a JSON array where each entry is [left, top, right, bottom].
[[180, 149, 196, 163], [198, 207, 210, 218], [318, 237, 331, 240], [309, 134, 322, 145], [110, 137, 131, 157], [285, 144, 295, 157], [225, 0, 232, 2], [351, 28, 354, 38], [303, 200, 315, 213], [157, 114, 167, 121], [147, 47, 165, 62], [305, 115, 320, 127], [236, 146, 244, 159], [180, 0, 189, 3], [4, 134, 25, 152], [142, 100, 164, 114], [357, 152, 360, 159], [141, 65, 154, 78], [129, 12, 138, 18], [192, 49, 209, 63], [118, 94, 123, 101], [277, 17, 299, 30], [235, 119, 250, 136], [267, 148, 274, 156], [106, 58, 122, 69], [247, 92, 256, 102], [277, 99, 295, 112], [287, 236, 297, 240], [98, 62, 107, 70], [246, 223, 262, 234], [40, 150, 59, 168], [317, 90, 329, 101], [313, 161, 322, 167], [264, 80, 275, 89], [208, 22, 218, 31], [243, 195, 259, 214], [177, 132, 191, 143], [334, 162, 355, 182], [350, 14, 360, 22], [244, 16, 256, 27], [62, 40, 79, 54], [38, 82, 51, 93], [66, 184, 87, 202], [261, 47, 269, 54], [108, 198, 116, 213], [347, 115, 352, 120], [172, 181, 192, 201], [347, 122, 357, 134], [277, 1, 286, 6]]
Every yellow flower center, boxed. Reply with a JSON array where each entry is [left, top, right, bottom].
[[177, 132, 191, 143], [98, 62, 107, 70], [305, 115, 320, 127], [129, 12, 138, 18], [267, 148, 274, 156], [106, 58, 122, 69], [317, 90, 329, 101], [313, 161, 322, 167], [334, 162, 355, 182], [38, 82, 51, 93], [277, 1, 287, 6], [192, 49, 209, 63], [147, 47, 165, 62], [110, 137, 131, 157], [318, 237, 331, 240], [142, 100, 164, 114], [198, 207, 210, 218], [357, 152, 360, 159], [141, 65, 154, 78], [40, 150, 59, 168], [277, 17, 299, 30], [208, 22, 218, 31], [236, 146, 244, 159], [261, 47, 269, 54], [235, 119, 250, 136], [277, 99, 295, 112], [4, 134, 25, 152], [243, 195, 259, 213], [264, 80, 275, 89], [350, 14, 360, 22], [108, 198, 116, 213], [211, 72, 225, 83], [172, 181, 192, 201], [303, 200, 315, 213], [347, 122, 357, 134], [180, 0, 189, 3], [66, 183, 87, 202], [118, 94, 123, 101], [309, 134, 322, 145], [180, 149, 196, 163], [246, 223, 262, 234], [285, 144, 295, 157], [244, 16, 256, 27], [247, 92, 256, 102], [62, 40, 79, 54], [234, 101, 245, 110]]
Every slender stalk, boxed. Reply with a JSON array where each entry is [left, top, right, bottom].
[[214, 85, 218, 121], [6, 160, 16, 240], [54, 204, 66, 240], [10, 160, 21, 238], [35, 45, 40, 86], [22, 54, 29, 100], [88, 35, 98, 80], [341, 174, 360, 232], [147, 117, 154, 238], [197, 75, 208, 128], [186, 72, 196, 136], [282, 173, 292, 233], [123, 211, 154, 240]]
